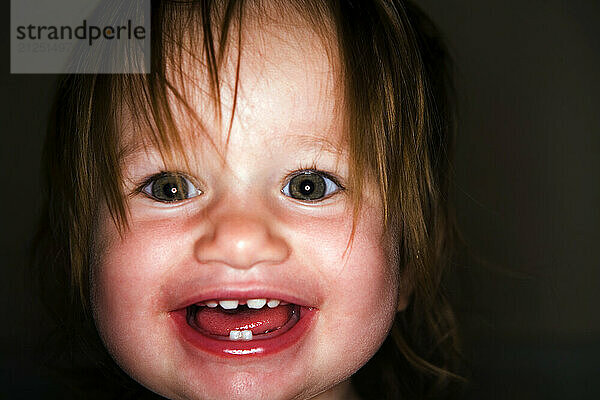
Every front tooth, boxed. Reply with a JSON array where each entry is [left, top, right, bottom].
[[247, 299, 267, 309], [229, 330, 242, 340], [219, 300, 239, 309], [241, 330, 253, 340], [267, 299, 280, 308], [205, 300, 218, 308]]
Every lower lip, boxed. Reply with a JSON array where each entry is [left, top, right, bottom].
[[170, 306, 317, 358]]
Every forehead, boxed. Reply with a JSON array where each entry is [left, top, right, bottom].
[[120, 5, 345, 162]]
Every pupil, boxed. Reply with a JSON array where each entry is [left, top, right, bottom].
[[164, 183, 178, 198], [300, 180, 314, 195]]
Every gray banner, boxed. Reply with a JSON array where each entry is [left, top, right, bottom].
[[11, 0, 150, 74]]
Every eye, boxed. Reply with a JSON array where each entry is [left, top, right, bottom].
[[141, 172, 201, 202], [282, 171, 341, 201]]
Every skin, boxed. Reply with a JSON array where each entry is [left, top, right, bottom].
[[91, 10, 404, 400]]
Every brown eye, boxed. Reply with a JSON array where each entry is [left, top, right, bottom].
[[142, 173, 201, 202], [282, 171, 340, 201]]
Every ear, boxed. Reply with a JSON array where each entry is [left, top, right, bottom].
[[396, 270, 413, 312], [384, 230, 413, 312]]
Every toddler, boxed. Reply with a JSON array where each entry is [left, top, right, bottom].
[[34, 0, 463, 399]]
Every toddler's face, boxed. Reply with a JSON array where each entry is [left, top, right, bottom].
[[91, 18, 401, 400]]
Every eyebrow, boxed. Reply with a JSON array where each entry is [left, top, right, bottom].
[[120, 130, 347, 164], [281, 133, 347, 158]]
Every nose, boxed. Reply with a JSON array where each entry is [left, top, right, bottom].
[[194, 214, 290, 269]]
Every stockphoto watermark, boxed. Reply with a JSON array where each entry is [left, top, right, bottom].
[[11, 0, 150, 74], [16, 20, 146, 47]]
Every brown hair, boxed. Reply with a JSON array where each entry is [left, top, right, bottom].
[[33, 0, 464, 398]]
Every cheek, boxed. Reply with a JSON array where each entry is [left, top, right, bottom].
[[92, 220, 165, 312], [286, 202, 398, 305], [92, 197, 192, 290], [286, 203, 400, 369], [90, 212, 183, 367], [332, 215, 398, 327]]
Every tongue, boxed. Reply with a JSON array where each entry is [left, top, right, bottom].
[[194, 305, 294, 336]]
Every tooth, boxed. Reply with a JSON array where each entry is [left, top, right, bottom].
[[241, 330, 253, 340], [205, 300, 218, 308], [267, 299, 280, 308], [219, 300, 239, 310], [246, 299, 267, 309], [229, 330, 242, 340]]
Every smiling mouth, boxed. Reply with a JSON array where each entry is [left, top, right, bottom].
[[186, 298, 300, 341], [171, 296, 317, 357]]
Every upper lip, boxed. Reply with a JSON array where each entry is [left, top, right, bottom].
[[167, 283, 322, 311]]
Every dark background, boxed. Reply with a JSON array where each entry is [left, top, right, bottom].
[[2, 0, 599, 398]]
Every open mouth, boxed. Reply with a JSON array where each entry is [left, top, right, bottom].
[[187, 299, 300, 341], [170, 296, 317, 357]]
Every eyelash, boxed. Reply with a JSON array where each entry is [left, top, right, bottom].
[[282, 162, 344, 185]]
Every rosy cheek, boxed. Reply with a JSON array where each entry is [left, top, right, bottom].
[[92, 214, 167, 322], [283, 200, 396, 310]]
